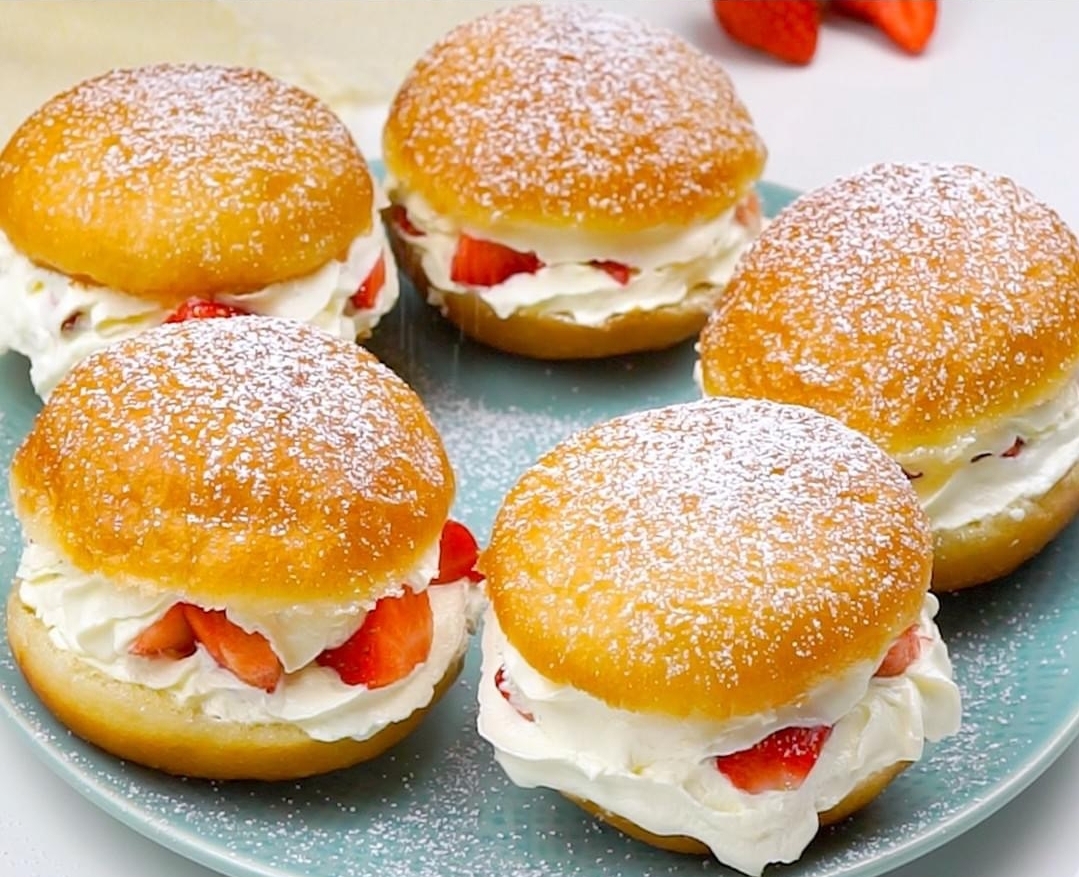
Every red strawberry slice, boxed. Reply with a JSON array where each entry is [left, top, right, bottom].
[[874, 625, 922, 678], [350, 253, 386, 310], [1001, 437, 1026, 458], [716, 725, 833, 794], [494, 665, 534, 722], [450, 234, 544, 287], [182, 605, 283, 693], [735, 190, 763, 231], [129, 603, 196, 659], [165, 298, 249, 323], [388, 204, 425, 237], [713, 0, 821, 66], [316, 588, 433, 689], [590, 260, 634, 286], [432, 519, 483, 585]]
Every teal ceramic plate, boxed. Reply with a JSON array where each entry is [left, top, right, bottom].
[[1, 181, 1078, 877]]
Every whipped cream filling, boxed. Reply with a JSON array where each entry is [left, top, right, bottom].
[[478, 595, 960, 877], [903, 374, 1079, 531], [385, 174, 759, 327], [692, 359, 1079, 534], [17, 541, 480, 743], [0, 183, 398, 398]]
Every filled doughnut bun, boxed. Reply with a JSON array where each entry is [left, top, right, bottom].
[[7, 317, 483, 781], [697, 162, 1079, 591], [381, 3, 766, 360], [0, 62, 399, 399], [478, 398, 961, 876]]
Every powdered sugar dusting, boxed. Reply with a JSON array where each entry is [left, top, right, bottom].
[[488, 398, 931, 717], [384, 3, 764, 228], [0, 63, 372, 295], [16, 317, 449, 602], [699, 163, 1079, 451], [0, 190, 1076, 877]]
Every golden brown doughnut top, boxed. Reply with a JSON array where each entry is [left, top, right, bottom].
[[0, 64, 373, 305], [484, 398, 930, 721], [383, 4, 766, 233], [11, 318, 453, 609], [698, 162, 1079, 454]]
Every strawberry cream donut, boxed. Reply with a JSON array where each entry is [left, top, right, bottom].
[[0, 63, 399, 398], [382, 3, 766, 359], [697, 162, 1079, 591], [7, 317, 482, 780], [478, 398, 960, 875]]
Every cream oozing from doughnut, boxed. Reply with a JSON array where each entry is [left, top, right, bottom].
[[478, 595, 960, 877], [17, 540, 480, 743], [0, 198, 397, 398], [386, 174, 759, 327], [692, 361, 1079, 534], [901, 372, 1079, 530]]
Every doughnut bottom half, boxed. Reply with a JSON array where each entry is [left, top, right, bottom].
[[6, 590, 463, 780], [390, 231, 725, 360], [931, 455, 1079, 591], [566, 761, 911, 857]]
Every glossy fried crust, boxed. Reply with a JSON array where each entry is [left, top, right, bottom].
[[0, 63, 373, 306], [698, 163, 1079, 454], [483, 398, 931, 721], [568, 762, 910, 856], [7, 593, 463, 780], [383, 4, 765, 234], [10, 318, 454, 609], [392, 229, 721, 358]]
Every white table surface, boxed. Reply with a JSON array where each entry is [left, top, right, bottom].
[[2, 2, 1079, 876]]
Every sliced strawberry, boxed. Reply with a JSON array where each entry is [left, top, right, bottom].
[[832, 0, 937, 56], [316, 588, 433, 689], [713, 0, 821, 66], [875, 625, 922, 678], [182, 605, 283, 693], [129, 603, 196, 659], [350, 253, 386, 310], [165, 298, 249, 323], [716, 725, 833, 794], [60, 310, 85, 334], [432, 519, 483, 585], [388, 204, 425, 237], [735, 190, 763, 232], [1001, 436, 1026, 458], [494, 665, 534, 722], [590, 260, 634, 286], [450, 234, 544, 287]]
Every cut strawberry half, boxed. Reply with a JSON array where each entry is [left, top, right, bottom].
[[735, 190, 763, 231], [165, 298, 249, 323], [874, 625, 922, 678], [350, 253, 386, 310], [1001, 436, 1026, 458], [388, 204, 425, 237], [432, 519, 483, 584], [590, 260, 634, 285], [129, 603, 196, 659], [450, 234, 544, 287], [713, 0, 821, 66], [60, 310, 85, 334], [316, 588, 433, 689], [494, 665, 534, 722], [182, 605, 283, 693], [716, 725, 833, 794], [832, 0, 937, 56]]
